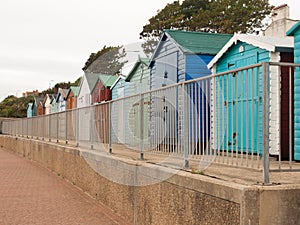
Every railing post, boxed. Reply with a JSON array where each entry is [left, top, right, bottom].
[[21, 120, 23, 137], [262, 62, 270, 184], [12, 120, 13, 136], [12, 120, 14, 136], [36, 117, 39, 139], [42, 116, 45, 141], [21, 119, 23, 137], [183, 83, 189, 168], [76, 108, 79, 147], [27, 118, 29, 139], [109, 101, 112, 154], [289, 66, 293, 170], [49, 115, 51, 142], [65, 111, 68, 144], [90, 106, 94, 150], [56, 113, 59, 143], [31, 118, 34, 139], [140, 93, 144, 160], [20, 120, 21, 137]]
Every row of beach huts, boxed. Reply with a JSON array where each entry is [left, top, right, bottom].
[[26, 5, 300, 160]]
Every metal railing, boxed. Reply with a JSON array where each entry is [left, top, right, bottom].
[[2, 62, 299, 184]]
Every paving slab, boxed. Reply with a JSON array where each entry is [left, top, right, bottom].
[[0, 148, 132, 225]]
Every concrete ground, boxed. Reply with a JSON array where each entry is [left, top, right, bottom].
[[26, 137, 300, 186], [0, 148, 132, 225], [74, 142, 300, 186]]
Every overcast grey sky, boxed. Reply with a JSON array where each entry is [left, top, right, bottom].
[[0, 0, 298, 101]]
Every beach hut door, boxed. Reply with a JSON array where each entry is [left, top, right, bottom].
[[225, 58, 259, 153]]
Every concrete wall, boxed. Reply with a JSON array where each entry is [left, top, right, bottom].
[[0, 135, 299, 225]]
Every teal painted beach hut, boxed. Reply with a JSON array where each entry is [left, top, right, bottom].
[[111, 75, 128, 100], [149, 29, 232, 151], [125, 57, 151, 147], [110, 75, 129, 144], [287, 21, 300, 160], [125, 57, 150, 95], [208, 34, 294, 158], [27, 103, 33, 118], [110, 58, 151, 147]]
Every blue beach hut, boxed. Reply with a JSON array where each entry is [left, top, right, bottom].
[[110, 75, 129, 145], [149, 30, 232, 152], [150, 30, 232, 88], [27, 103, 33, 118], [111, 75, 128, 100], [287, 21, 300, 160], [208, 34, 294, 158]]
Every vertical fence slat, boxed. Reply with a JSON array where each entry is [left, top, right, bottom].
[[183, 83, 189, 168], [109, 102, 112, 154], [262, 63, 270, 184], [140, 93, 144, 160], [289, 66, 293, 170]]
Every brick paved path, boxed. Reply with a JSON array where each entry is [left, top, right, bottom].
[[0, 148, 132, 225]]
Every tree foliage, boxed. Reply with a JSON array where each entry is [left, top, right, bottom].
[[0, 95, 34, 118], [0, 77, 82, 118], [197, 0, 274, 34], [42, 77, 81, 95], [140, 0, 273, 55], [140, 1, 184, 56], [82, 45, 127, 75]]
